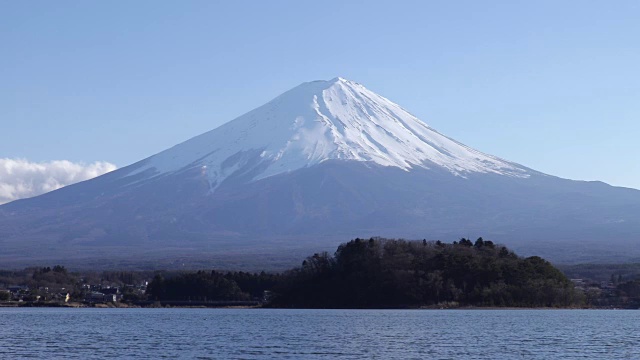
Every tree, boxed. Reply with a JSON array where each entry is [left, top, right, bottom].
[[474, 237, 484, 247]]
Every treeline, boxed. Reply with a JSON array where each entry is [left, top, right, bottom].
[[1, 238, 597, 308], [146, 238, 583, 308], [146, 271, 281, 301], [559, 263, 640, 283], [0, 266, 78, 291], [554, 262, 640, 309], [270, 238, 583, 308]]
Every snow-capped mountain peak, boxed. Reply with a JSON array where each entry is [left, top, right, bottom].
[[6, 77, 640, 267], [126, 77, 529, 187]]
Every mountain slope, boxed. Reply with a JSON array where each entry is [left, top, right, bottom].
[[1, 77, 639, 268]]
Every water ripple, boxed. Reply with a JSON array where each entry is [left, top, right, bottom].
[[0, 308, 638, 359]]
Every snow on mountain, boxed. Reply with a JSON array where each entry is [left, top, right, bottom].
[[126, 77, 529, 188]]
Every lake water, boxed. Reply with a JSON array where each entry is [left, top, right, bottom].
[[0, 308, 638, 359]]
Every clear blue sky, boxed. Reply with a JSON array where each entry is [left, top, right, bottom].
[[2, 1, 639, 188]]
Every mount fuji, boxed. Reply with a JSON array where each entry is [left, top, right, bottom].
[[1, 77, 640, 268]]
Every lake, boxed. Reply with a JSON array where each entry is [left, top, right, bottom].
[[0, 308, 637, 359]]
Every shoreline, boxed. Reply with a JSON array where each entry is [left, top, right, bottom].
[[0, 302, 629, 310]]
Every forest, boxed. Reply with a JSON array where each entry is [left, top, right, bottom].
[[7, 237, 640, 308], [267, 238, 582, 308], [146, 238, 583, 308]]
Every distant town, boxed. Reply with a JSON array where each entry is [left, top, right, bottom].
[[0, 265, 264, 308], [0, 266, 148, 307]]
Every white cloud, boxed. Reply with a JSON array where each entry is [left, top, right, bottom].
[[0, 158, 117, 205]]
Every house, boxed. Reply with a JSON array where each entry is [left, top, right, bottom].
[[7, 285, 29, 293], [101, 287, 120, 295], [85, 291, 118, 303], [54, 292, 71, 303], [85, 292, 106, 302]]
